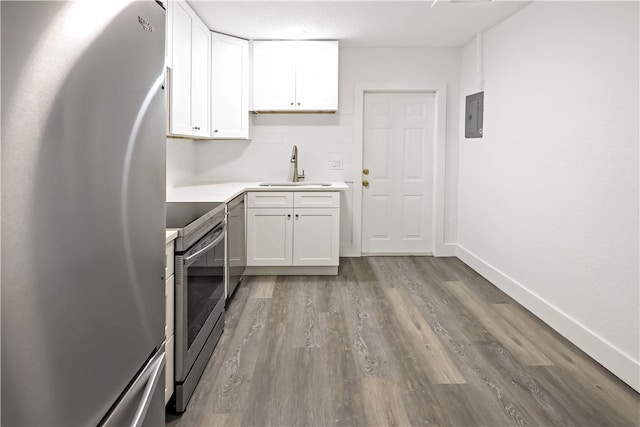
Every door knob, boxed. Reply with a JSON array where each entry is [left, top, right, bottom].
[[363, 180, 369, 188]]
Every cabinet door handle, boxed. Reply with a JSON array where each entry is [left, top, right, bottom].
[[290, 102, 294, 106], [287, 214, 291, 219], [213, 129, 218, 133], [295, 214, 299, 219]]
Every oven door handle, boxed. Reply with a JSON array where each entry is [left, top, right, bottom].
[[184, 225, 225, 266]]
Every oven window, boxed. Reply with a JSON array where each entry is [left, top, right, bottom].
[[187, 264, 224, 348]]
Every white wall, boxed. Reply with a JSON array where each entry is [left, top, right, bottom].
[[457, 2, 639, 390], [166, 137, 196, 189], [191, 47, 461, 253]]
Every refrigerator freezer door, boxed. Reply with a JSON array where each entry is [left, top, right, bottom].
[[1, 1, 166, 425]]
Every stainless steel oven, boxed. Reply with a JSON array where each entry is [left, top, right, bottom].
[[166, 202, 226, 413]]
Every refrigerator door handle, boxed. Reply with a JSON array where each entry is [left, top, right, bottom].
[[131, 352, 165, 427], [99, 349, 165, 427]]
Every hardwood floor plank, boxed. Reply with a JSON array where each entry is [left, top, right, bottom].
[[360, 378, 411, 427], [391, 260, 546, 425], [433, 383, 520, 427], [411, 303, 538, 425], [209, 298, 271, 413], [354, 258, 531, 425], [406, 257, 494, 342], [417, 256, 460, 284], [494, 302, 640, 419], [239, 278, 298, 426], [349, 256, 379, 283], [224, 280, 253, 332], [348, 260, 452, 426], [474, 339, 584, 426], [447, 280, 554, 366], [384, 287, 466, 384], [368, 257, 405, 289], [339, 281, 392, 379], [330, 256, 358, 284], [321, 283, 361, 380], [291, 280, 324, 349], [439, 256, 512, 304], [169, 331, 234, 426], [204, 413, 243, 427], [247, 275, 276, 299], [527, 365, 640, 427]]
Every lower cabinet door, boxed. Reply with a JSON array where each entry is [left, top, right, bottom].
[[293, 208, 339, 266], [247, 208, 293, 266]]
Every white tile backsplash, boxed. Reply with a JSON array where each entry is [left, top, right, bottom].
[[193, 113, 355, 183]]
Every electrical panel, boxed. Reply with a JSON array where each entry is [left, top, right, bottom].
[[465, 91, 484, 138]]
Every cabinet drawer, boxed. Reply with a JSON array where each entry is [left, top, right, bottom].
[[165, 275, 174, 338], [294, 192, 339, 208], [247, 192, 293, 208], [165, 242, 174, 279]]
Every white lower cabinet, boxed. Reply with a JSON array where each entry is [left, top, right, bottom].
[[247, 192, 339, 267], [292, 208, 340, 266], [247, 207, 293, 266]]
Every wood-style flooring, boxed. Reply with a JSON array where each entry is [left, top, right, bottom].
[[166, 257, 640, 426]]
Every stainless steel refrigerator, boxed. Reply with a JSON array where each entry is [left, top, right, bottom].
[[1, 1, 167, 425]]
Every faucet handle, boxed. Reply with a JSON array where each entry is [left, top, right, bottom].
[[299, 170, 305, 181]]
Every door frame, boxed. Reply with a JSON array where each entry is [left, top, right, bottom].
[[353, 83, 448, 256]]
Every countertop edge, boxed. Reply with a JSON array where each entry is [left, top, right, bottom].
[[166, 229, 179, 244], [166, 181, 349, 204]]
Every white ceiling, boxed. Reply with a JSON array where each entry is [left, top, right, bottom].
[[189, 0, 530, 48]]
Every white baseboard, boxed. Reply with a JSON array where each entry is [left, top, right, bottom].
[[436, 244, 457, 257], [456, 244, 640, 393], [245, 265, 338, 276]]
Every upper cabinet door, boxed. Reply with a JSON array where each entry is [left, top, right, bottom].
[[211, 32, 249, 139], [296, 41, 339, 112], [252, 41, 297, 111], [190, 18, 211, 137], [252, 41, 339, 112], [169, 1, 193, 136], [168, 1, 210, 138]]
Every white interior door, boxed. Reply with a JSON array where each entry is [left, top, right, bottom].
[[362, 92, 435, 254]]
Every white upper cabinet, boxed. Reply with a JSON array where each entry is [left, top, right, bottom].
[[252, 41, 339, 112], [295, 42, 339, 111], [211, 32, 249, 139], [168, 1, 210, 138]]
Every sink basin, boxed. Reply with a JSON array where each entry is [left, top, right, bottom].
[[259, 182, 332, 187]]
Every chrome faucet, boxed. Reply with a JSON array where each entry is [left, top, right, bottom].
[[290, 145, 305, 182]]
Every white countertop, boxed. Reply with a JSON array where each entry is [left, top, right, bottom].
[[166, 229, 178, 244], [166, 181, 348, 203]]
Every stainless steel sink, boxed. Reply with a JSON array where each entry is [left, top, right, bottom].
[[259, 182, 332, 187]]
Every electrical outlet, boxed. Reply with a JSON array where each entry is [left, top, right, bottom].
[[331, 160, 343, 170]]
